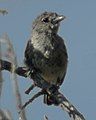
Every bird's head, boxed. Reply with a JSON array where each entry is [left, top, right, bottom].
[[32, 12, 66, 34]]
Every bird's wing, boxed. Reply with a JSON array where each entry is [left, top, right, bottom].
[[24, 39, 35, 69]]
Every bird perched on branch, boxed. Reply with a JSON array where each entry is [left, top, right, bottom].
[[24, 11, 68, 105]]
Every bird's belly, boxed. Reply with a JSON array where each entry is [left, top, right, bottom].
[[42, 66, 66, 85], [36, 53, 67, 85]]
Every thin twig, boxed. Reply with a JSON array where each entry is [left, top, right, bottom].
[[44, 115, 49, 120], [25, 83, 36, 94], [60, 99, 85, 120], [21, 90, 44, 110], [0, 109, 13, 120]]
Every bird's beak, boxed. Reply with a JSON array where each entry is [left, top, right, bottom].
[[53, 15, 66, 23]]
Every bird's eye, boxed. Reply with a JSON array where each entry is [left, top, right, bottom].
[[42, 17, 49, 23]]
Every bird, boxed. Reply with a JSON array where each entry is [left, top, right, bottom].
[[24, 11, 68, 105]]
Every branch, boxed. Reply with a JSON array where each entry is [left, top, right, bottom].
[[60, 97, 85, 120], [0, 59, 86, 120], [0, 109, 13, 120], [0, 59, 52, 89], [20, 90, 44, 111], [25, 83, 36, 94], [0, 41, 3, 97], [0, 33, 27, 120], [44, 115, 49, 120], [46, 91, 86, 120]]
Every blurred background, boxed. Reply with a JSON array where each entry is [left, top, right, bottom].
[[0, 0, 96, 120]]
